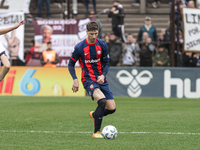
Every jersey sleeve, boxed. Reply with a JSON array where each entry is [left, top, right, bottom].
[[101, 40, 110, 76], [68, 46, 80, 80], [70, 46, 80, 62]]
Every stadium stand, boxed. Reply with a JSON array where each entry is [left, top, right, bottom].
[[25, 0, 171, 66]]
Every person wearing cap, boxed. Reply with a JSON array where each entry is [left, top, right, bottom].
[[137, 16, 157, 43]]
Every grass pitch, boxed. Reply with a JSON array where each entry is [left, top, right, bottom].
[[0, 96, 200, 150]]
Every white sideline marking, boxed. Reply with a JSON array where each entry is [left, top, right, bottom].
[[0, 130, 200, 135]]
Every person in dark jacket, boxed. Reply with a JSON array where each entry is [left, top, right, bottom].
[[108, 33, 122, 66], [182, 52, 197, 67], [137, 16, 157, 43], [138, 32, 155, 66], [108, 0, 126, 42]]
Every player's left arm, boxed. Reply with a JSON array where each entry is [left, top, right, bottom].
[[97, 41, 110, 84], [101, 41, 110, 76], [0, 53, 10, 81]]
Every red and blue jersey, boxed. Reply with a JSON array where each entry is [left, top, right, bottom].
[[68, 38, 110, 84]]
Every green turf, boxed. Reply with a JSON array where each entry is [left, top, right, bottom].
[[0, 96, 200, 150]]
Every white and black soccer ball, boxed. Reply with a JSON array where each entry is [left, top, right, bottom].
[[102, 125, 118, 139]]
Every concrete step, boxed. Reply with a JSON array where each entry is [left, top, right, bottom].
[[76, 5, 170, 13], [29, 2, 170, 14], [102, 23, 168, 29], [102, 27, 167, 33]]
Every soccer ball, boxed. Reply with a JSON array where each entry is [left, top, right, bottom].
[[102, 125, 118, 139]]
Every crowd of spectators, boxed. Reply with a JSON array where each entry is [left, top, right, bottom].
[[20, 0, 200, 68]]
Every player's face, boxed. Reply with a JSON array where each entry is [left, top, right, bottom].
[[87, 30, 98, 43], [42, 28, 52, 43]]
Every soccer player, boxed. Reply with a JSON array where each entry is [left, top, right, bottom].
[[0, 20, 26, 81], [68, 21, 116, 138]]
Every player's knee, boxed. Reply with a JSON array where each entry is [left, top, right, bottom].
[[98, 98, 107, 108]]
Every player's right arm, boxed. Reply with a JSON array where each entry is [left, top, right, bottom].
[[68, 47, 80, 92], [0, 53, 10, 82]]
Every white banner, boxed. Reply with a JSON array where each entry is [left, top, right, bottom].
[[0, 0, 31, 13], [182, 8, 200, 52], [0, 12, 25, 62]]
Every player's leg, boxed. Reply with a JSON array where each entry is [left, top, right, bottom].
[[85, 82, 106, 138], [92, 88, 106, 134], [104, 99, 116, 116], [100, 83, 116, 116]]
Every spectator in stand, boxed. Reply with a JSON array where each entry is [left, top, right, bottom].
[[85, 0, 96, 14], [170, 0, 187, 30], [138, 32, 155, 67], [158, 28, 166, 43], [108, 1, 126, 42], [188, 0, 195, 7], [25, 40, 35, 65], [104, 32, 110, 46], [152, 0, 161, 8], [108, 33, 122, 66], [40, 41, 59, 67], [37, 0, 51, 19], [122, 34, 140, 66], [182, 52, 197, 67], [153, 44, 169, 67], [137, 16, 157, 43], [89, 10, 102, 39]]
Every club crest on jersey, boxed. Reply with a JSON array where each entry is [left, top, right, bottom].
[[97, 50, 101, 55], [90, 84, 94, 89]]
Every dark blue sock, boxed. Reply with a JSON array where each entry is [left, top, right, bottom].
[[93, 98, 106, 133], [103, 108, 116, 116]]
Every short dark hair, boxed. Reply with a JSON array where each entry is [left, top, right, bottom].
[[86, 21, 98, 31], [47, 41, 52, 45]]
